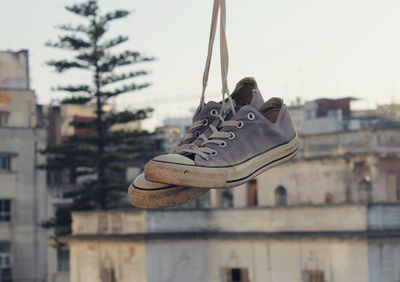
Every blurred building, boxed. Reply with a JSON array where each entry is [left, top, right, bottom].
[[0, 50, 52, 282], [62, 98, 400, 282], [154, 125, 184, 153], [163, 116, 192, 132], [44, 102, 143, 143], [65, 202, 400, 282], [289, 97, 388, 135]]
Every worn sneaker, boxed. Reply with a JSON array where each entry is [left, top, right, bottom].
[[129, 77, 264, 209], [144, 98, 299, 189]]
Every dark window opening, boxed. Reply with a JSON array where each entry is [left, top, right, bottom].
[[222, 190, 233, 208], [0, 200, 11, 222], [57, 247, 70, 272], [304, 270, 325, 282], [225, 267, 249, 282], [0, 156, 11, 171], [0, 268, 12, 282], [101, 268, 116, 282], [231, 268, 241, 282], [275, 186, 287, 206]]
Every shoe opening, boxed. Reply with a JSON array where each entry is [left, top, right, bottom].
[[231, 78, 258, 106], [258, 98, 282, 123]]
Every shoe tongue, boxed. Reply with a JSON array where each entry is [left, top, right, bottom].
[[249, 89, 264, 110]]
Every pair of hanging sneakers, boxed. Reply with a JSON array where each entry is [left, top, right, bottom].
[[129, 77, 299, 209]]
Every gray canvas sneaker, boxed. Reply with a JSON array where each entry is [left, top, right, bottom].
[[144, 97, 299, 189], [129, 77, 264, 209]]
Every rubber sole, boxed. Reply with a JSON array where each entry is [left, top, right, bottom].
[[144, 136, 299, 189], [128, 181, 209, 209]]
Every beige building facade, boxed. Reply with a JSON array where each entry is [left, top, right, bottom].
[[0, 50, 53, 282], [65, 204, 400, 282]]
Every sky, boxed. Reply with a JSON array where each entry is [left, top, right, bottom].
[[1, 0, 400, 130]]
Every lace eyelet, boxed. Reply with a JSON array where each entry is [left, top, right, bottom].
[[219, 141, 227, 148], [228, 132, 235, 139], [247, 112, 255, 120], [211, 151, 218, 156], [237, 121, 244, 128], [202, 119, 208, 126], [210, 109, 218, 116], [194, 131, 200, 138]]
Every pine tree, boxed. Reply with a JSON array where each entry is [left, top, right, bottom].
[[42, 0, 156, 218]]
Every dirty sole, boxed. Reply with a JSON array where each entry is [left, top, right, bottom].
[[144, 136, 299, 189]]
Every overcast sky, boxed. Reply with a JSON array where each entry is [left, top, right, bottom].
[[1, 0, 400, 129]]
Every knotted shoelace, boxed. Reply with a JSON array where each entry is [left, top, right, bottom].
[[178, 114, 240, 160]]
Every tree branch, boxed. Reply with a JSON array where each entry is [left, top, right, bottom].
[[99, 82, 151, 98], [57, 85, 92, 93], [46, 36, 92, 50], [100, 10, 130, 23], [100, 71, 148, 86], [101, 35, 129, 49], [61, 96, 92, 105], [66, 0, 98, 17], [47, 60, 89, 73]]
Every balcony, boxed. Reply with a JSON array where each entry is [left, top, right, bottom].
[[69, 203, 400, 238]]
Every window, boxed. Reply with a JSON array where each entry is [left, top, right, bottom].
[[0, 111, 9, 127], [98, 215, 108, 233], [224, 268, 249, 282], [358, 177, 373, 203], [101, 268, 116, 282], [304, 270, 325, 282], [248, 180, 258, 207], [222, 190, 233, 208], [0, 200, 11, 222], [111, 215, 122, 233], [324, 192, 334, 204], [57, 247, 70, 272], [0, 242, 11, 269], [0, 156, 11, 171], [0, 268, 12, 282], [275, 186, 287, 206]]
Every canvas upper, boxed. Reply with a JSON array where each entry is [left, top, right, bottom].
[[150, 98, 297, 168]]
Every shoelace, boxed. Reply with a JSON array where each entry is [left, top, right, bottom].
[[175, 0, 234, 156], [178, 114, 240, 160], [182, 119, 209, 142], [199, 0, 235, 116]]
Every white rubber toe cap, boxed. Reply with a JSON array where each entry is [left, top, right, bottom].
[[133, 173, 175, 190], [152, 154, 195, 165]]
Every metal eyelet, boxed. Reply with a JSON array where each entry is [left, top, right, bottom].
[[211, 151, 218, 156], [219, 141, 227, 148], [202, 119, 208, 126], [247, 112, 255, 120], [228, 132, 235, 139], [210, 109, 218, 116], [194, 131, 200, 138], [236, 121, 244, 128]]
